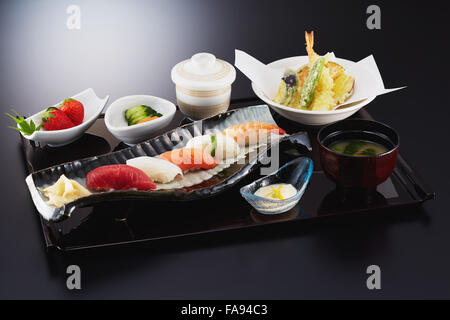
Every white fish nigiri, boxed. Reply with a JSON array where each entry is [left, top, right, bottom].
[[186, 133, 240, 161], [126, 156, 183, 183]]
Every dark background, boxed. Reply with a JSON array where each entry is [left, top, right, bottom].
[[0, 0, 449, 299]]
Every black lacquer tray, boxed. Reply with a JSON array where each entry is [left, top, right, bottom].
[[20, 98, 435, 251]]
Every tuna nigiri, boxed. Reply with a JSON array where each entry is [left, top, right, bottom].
[[86, 164, 157, 191], [159, 148, 218, 172], [222, 122, 286, 146]]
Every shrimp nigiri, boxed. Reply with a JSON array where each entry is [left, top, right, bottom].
[[159, 148, 218, 172], [222, 122, 286, 146]]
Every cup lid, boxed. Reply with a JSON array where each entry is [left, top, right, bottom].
[[171, 53, 236, 91]]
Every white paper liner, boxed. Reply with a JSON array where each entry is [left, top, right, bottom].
[[234, 50, 405, 108]]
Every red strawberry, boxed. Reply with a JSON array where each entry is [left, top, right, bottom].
[[60, 98, 84, 125], [41, 107, 75, 131]]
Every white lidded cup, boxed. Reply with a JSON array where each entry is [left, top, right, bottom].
[[171, 53, 236, 120]]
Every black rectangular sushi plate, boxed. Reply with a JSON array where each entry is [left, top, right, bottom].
[[20, 98, 435, 252]]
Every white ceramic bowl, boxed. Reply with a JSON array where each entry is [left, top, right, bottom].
[[252, 56, 376, 126], [105, 95, 176, 145], [20, 88, 109, 147]]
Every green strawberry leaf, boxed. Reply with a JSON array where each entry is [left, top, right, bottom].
[[5, 110, 41, 136], [42, 108, 56, 122], [62, 98, 74, 104]]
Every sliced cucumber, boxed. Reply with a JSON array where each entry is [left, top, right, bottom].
[[210, 134, 217, 157], [125, 105, 162, 126]]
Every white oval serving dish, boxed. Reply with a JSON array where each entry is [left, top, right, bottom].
[[19, 88, 109, 147], [252, 56, 377, 126], [104, 95, 176, 145]]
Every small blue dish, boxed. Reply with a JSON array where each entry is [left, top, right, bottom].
[[240, 157, 313, 215]]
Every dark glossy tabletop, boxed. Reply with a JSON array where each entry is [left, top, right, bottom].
[[0, 0, 449, 299]]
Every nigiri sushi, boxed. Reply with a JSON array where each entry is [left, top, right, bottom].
[[186, 133, 240, 161], [222, 122, 286, 146], [86, 164, 157, 191], [126, 156, 183, 183], [159, 148, 218, 172]]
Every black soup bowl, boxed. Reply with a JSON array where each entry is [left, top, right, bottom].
[[317, 119, 400, 190]]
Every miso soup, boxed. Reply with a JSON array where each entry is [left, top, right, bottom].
[[329, 140, 388, 157]]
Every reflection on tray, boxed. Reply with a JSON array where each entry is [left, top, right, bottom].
[[113, 142, 132, 152], [249, 205, 303, 223], [318, 189, 388, 216], [45, 192, 252, 250], [315, 177, 401, 216], [26, 133, 111, 172]]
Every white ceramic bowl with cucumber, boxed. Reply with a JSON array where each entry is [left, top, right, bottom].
[[105, 95, 176, 145]]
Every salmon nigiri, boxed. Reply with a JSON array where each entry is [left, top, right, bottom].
[[159, 148, 218, 172], [86, 165, 157, 191], [222, 122, 286, 146]]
